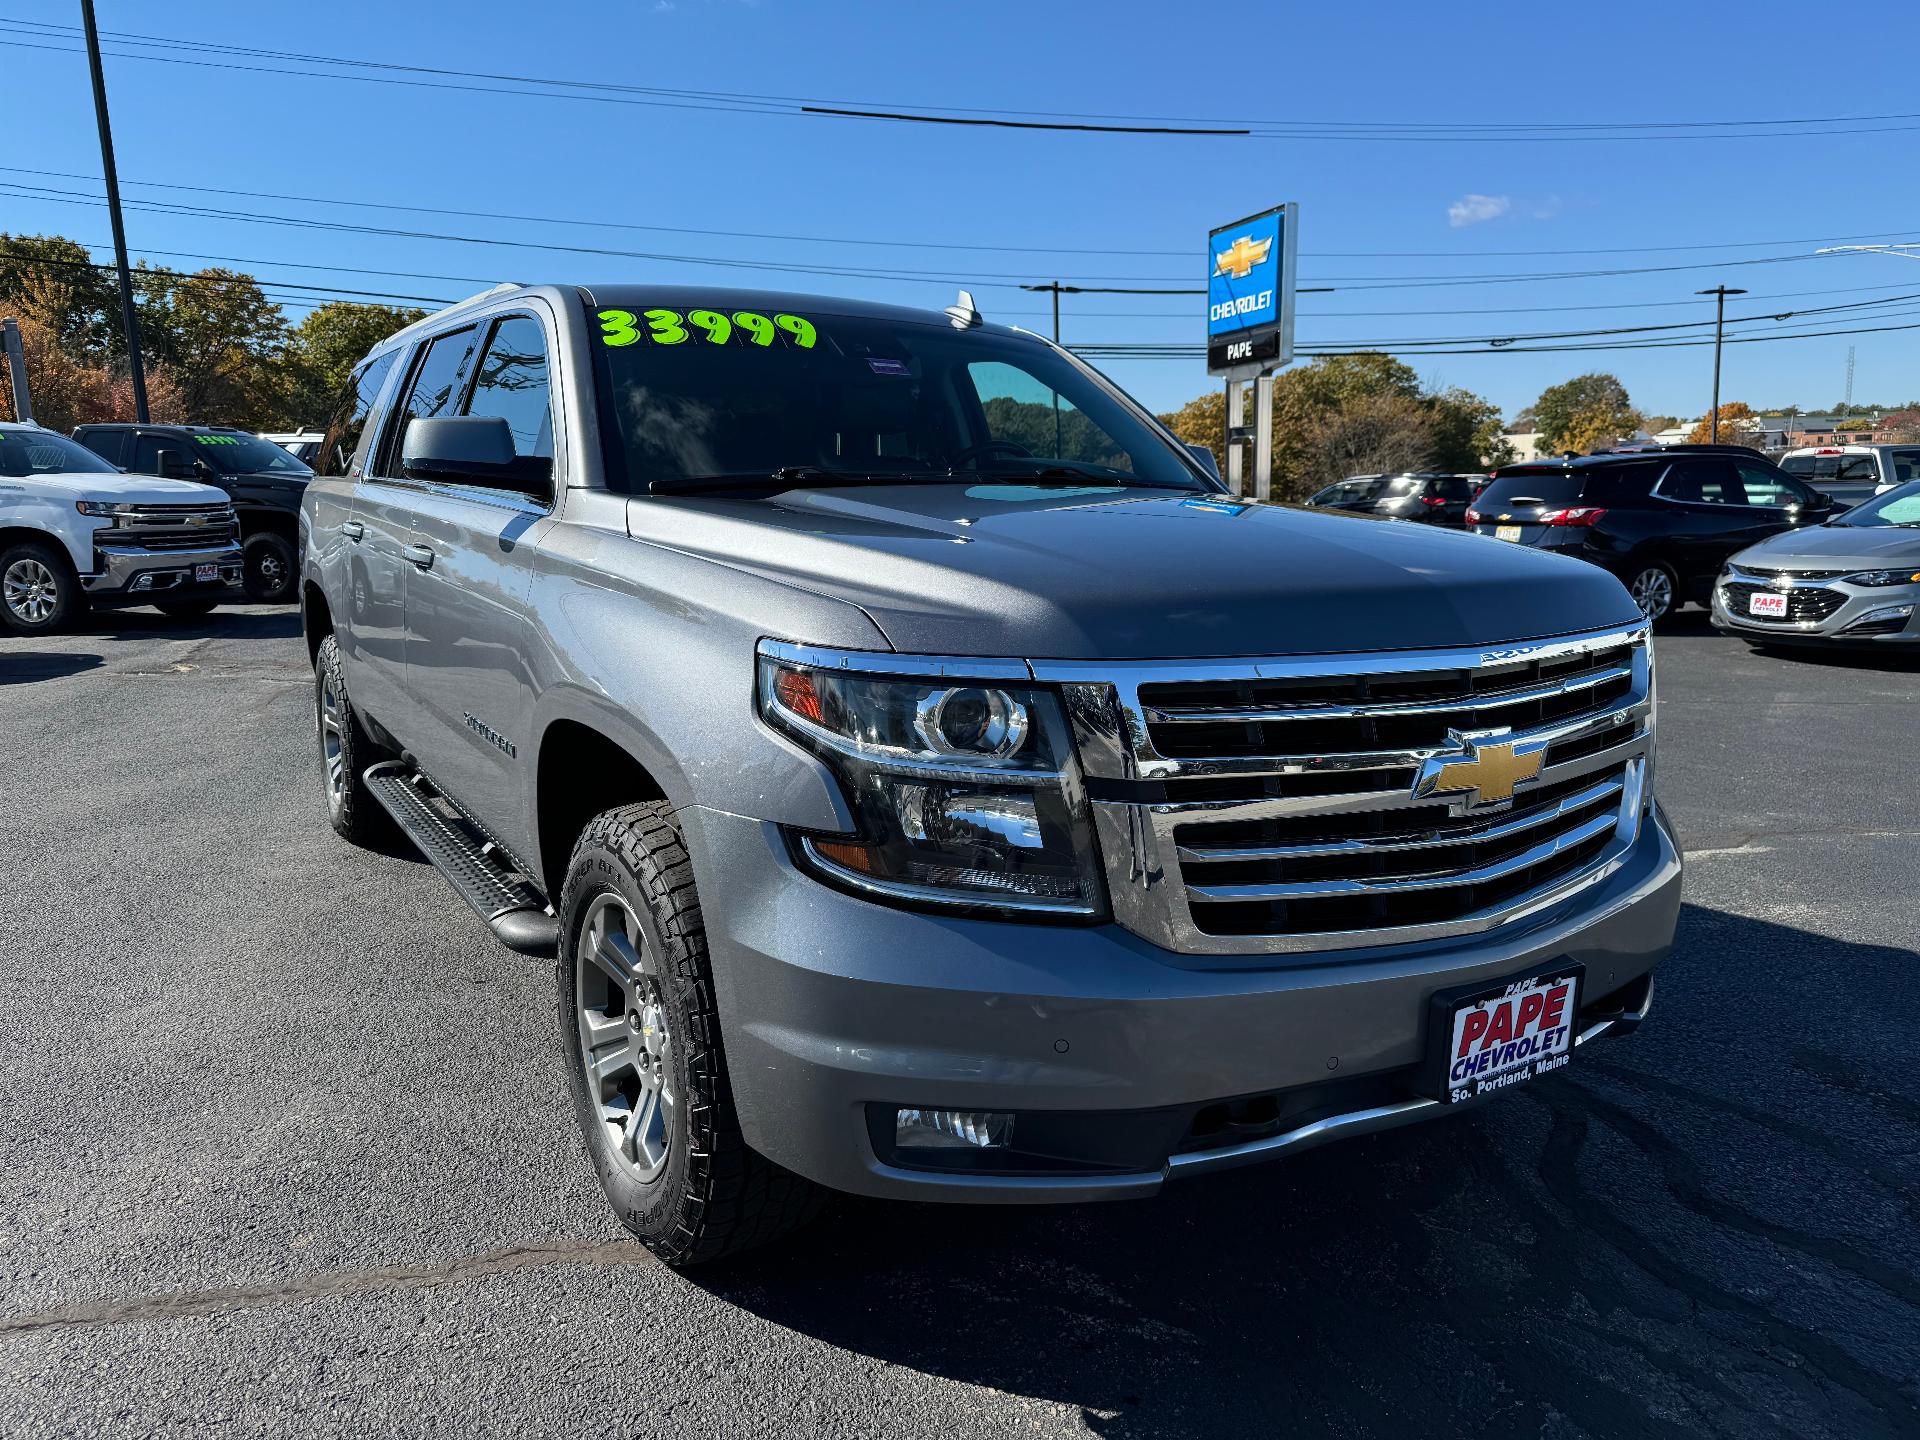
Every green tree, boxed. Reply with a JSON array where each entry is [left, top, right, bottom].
[[134, 265, 290, 425], [1303, 392, 1438, 488], [1427, 386, 1512, 471], [0, 233, 119, 355], [1531, 373, 1637, 453], [283, 301, 426, 421]]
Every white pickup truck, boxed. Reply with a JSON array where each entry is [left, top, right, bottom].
[[0, 422, 242, 635]]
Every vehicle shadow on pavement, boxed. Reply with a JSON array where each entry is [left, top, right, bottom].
[[72, 606, 303, 645], [0, 651, 104, 685], [690, 903, 1920, 1440], [1663, 609, 1920, 672]]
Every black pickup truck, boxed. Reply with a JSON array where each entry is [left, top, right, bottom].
[[72, 424, 310, 601]]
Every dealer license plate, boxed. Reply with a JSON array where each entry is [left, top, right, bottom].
[[1424, 966, 1582, 1104], [1748, 591, 1787, 618], [1495, 525, 1522, 542], [194, 563, 219, 583]]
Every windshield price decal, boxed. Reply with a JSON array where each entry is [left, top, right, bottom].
[[194, 435, 242, 445], [596, 308, 817, 350]]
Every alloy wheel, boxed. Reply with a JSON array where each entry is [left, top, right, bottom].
[[318, 675, 347, 811], [1629, 567, 1673, 621], [575, 893, 674, 1183], [3, 558, 58, 625]]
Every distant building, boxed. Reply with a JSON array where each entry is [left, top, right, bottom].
[[1502, 431, 1548, 462]]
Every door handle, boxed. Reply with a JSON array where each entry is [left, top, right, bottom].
[[341, 520, 364, 541], [402, 544, 435, 571]]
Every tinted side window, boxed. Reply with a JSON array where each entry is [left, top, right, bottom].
[[1736, 463, 1806, 508], [1780, 455, 1815, 477], [317, 349, 400, 478], [1581, 463, 1656, 505], [462, 316, 553, 480], [1892, 450, 1920, 484], [75, 429, 127, 465], [1657, 459, 1742, 504], [375, 328, 477, 478], [129, 433, 168, 475], [1834, 455, 1879, 483]]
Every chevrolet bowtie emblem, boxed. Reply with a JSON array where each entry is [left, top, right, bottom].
[[1214, 234, 1273, 280], [1413, 731, 1547, 807]]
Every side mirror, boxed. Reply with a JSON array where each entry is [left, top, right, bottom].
[[155, 448, 197, 480], [402, 416, 549, 497], [1184, 443, 1221, 481]]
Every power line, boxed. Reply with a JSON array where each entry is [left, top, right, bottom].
[[13, 16, 1920, 143]]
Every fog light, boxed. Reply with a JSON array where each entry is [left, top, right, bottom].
[[131, 574, 154, 591], [1843, 604, 1914, 633], [895, 1108, 1013, 1150]]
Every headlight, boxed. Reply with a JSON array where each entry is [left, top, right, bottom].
[[75, 500, 134, 519], [1843, 568, 1920, 587], [758, 650, 1106, 917]]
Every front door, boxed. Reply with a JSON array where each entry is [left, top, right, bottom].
[[401, 313, 558, 854]]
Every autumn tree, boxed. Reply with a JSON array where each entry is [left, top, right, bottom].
[[1683, 402, 1761, 445], [1428, 386, 1513, 471], [0, 276, 186, 431], [134, 265, 289, 425], [1303, 393, 1439, 487], [1876, 407, 1920, 442], [1531, 373, 1638, 453], [0, 233, 119, 355], [281, 301, 426, 423]]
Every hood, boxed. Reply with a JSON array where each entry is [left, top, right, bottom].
[[2, 471, 231, 506], [625, 483, 1642, 659], [1733, 523, 1920, 571]]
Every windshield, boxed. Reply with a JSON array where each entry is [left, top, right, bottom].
[[0, 430, 119, 478], [589, 305, 1209, 493], [191, 433, 313, 475], [1831, 479, 1920, 527]]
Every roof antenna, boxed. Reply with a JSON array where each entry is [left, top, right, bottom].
[[945, 289, 982, 329]]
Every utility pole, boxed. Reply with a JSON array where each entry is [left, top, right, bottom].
[[1696, 286, 1746, 442], [81, 0, 149, 422]]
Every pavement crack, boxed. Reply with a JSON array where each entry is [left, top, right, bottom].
[[0, 1237, 654, 1338]]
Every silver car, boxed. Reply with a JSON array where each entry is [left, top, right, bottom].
[[1712, 479, 1920, 647]]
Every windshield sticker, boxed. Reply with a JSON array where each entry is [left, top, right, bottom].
[[194, 435, 242, 445], [1181, 496, 1250, 516], [596, 308, 817, 350], [1878, 495, 1920, 523], [866, 358, 911, 376]]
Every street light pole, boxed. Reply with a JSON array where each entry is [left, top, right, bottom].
[[1696, 286, 1746, 442], [81, 0, 149, 422]]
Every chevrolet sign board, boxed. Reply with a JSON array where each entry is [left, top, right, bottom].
[[1207, 203, 1298, 377]]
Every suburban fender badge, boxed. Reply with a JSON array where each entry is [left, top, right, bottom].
[[463, 712, 517, 758], [1412, 731, 1547, 807]]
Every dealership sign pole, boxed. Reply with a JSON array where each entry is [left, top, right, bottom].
[[1207, 204, 1298, 501]]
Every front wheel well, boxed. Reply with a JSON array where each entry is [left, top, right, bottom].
[[0, 526, 79, 574], [302, 582, 333, 667], [536, 721, 669, 896]]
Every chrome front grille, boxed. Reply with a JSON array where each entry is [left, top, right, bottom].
[[104, 504, 237, 551], [1034, 622, 1653, 956]]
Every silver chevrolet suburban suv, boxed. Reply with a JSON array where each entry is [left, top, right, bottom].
[[300, 284, 1681, 1266]]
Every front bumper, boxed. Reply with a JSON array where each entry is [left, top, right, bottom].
[[1710, 574, 1920, 645], [682, 800, 1683, 1203], [81, 542, 243, 607]]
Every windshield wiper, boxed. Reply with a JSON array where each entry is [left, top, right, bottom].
[[651, 466, 938, 495], [965, 464, 1197, 490]]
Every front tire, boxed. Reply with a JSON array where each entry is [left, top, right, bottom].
[[242, 532, 296, 602], [558, 803, 821, 1267], [1626, 562, 1679, 624], [1, 541, 79, 635], [314, 634, 395, 847]]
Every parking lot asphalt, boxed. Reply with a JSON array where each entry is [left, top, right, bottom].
[[1, 605, 1916, 1439]]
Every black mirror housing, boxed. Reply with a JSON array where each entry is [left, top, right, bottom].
[[155, 447, 196, 480], [401, 415, 549, 497]]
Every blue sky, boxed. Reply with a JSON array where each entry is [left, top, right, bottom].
[[5, 0, 1920, 423]]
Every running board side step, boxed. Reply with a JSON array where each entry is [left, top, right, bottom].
[[363, 761, 558, 956]]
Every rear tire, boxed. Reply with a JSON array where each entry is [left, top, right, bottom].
[[242, 532, 296, 602], [1625, 562, 1680, 624], [1, 541, 79, 635], [154, 597, 219, 618], [558, 802, 823, 1267], [314, 635, 396, 847]]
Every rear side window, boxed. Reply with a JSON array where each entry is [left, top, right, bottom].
[[374, 329, 477, 478], [75, 429, 127, 465], [1434, 477, 1475, 500], [1781, 455, 1815, 477], [318, 349, 401, 478], [129, 433, 170, 476], [1892, 450, 1920, 484], [1475, 470, 1583, 510], [1656, 459, 1743, 504]]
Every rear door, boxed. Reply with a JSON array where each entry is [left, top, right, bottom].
[[401, 310, 558, 845], [348, 326, 479, 738], [1645, 459, 1763, 585]]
